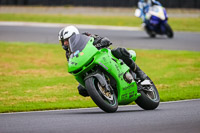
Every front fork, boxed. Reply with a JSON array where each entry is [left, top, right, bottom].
[[84, 70, 112, 93]]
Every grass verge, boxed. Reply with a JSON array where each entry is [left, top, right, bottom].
[[0, 13, 200, 32], [0, 41, 200, 113]]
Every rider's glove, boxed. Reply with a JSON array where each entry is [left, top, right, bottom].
[[95, 37, 112, 49], [100, 37, 112, 47], [82, 32, 92, 36], [90, 34, 112, 49]]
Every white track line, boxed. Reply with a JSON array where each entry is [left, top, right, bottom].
[[0, 21, 141, 31], [1, 99, 199, 115]]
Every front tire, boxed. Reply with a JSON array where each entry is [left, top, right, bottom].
[[135, 77, 160, 110], [145, 25, 156, 38], [165, 23, 174, 38], [85, 77, 118, 113]]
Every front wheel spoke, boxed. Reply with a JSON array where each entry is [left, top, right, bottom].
[[148, 87, 154, 92], [106, 99, 112, 104], [146, 90, 156, 100]]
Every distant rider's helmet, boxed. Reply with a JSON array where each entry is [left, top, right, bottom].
[[141, 0, 151, 4], [141, 0, 148, 3], [58, 26, 79, 50]]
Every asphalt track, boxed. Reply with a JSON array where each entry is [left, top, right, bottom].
[[0, 23, 200, 51], [0, 99, 200, 133], [0, 23, 200, 133]]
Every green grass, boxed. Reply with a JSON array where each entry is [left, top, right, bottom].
[[0, 41, 200, 113], [0, 13, 200, 32], [0, 13, 140, 26]]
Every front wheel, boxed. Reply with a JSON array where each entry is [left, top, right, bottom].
[[145, 25, 156, 38], [165, 23, 174, 38], [135, 77, 160, 110], [85, 77, 118, 113]]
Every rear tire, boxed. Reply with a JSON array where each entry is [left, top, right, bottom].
[[135, 77, 160, 110], [85, 77, 118, 113]]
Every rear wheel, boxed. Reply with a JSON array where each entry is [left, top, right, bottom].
[[135, 77, 160, 110], [85, 77, 118, 113]]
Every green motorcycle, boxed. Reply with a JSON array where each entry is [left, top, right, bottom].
[[68, 34, 160, 113]]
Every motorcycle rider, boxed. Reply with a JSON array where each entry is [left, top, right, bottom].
[[138, 0, 161, 22], [58, 25, 147, 97]]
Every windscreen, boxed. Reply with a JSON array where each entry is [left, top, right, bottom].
[[69, 34, 91, 55]]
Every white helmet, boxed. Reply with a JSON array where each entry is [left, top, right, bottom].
[[58, 25, 79, 41], [58, 26, 79, 50]]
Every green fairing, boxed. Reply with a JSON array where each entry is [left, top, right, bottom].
[[68, 37, 140, 105]]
